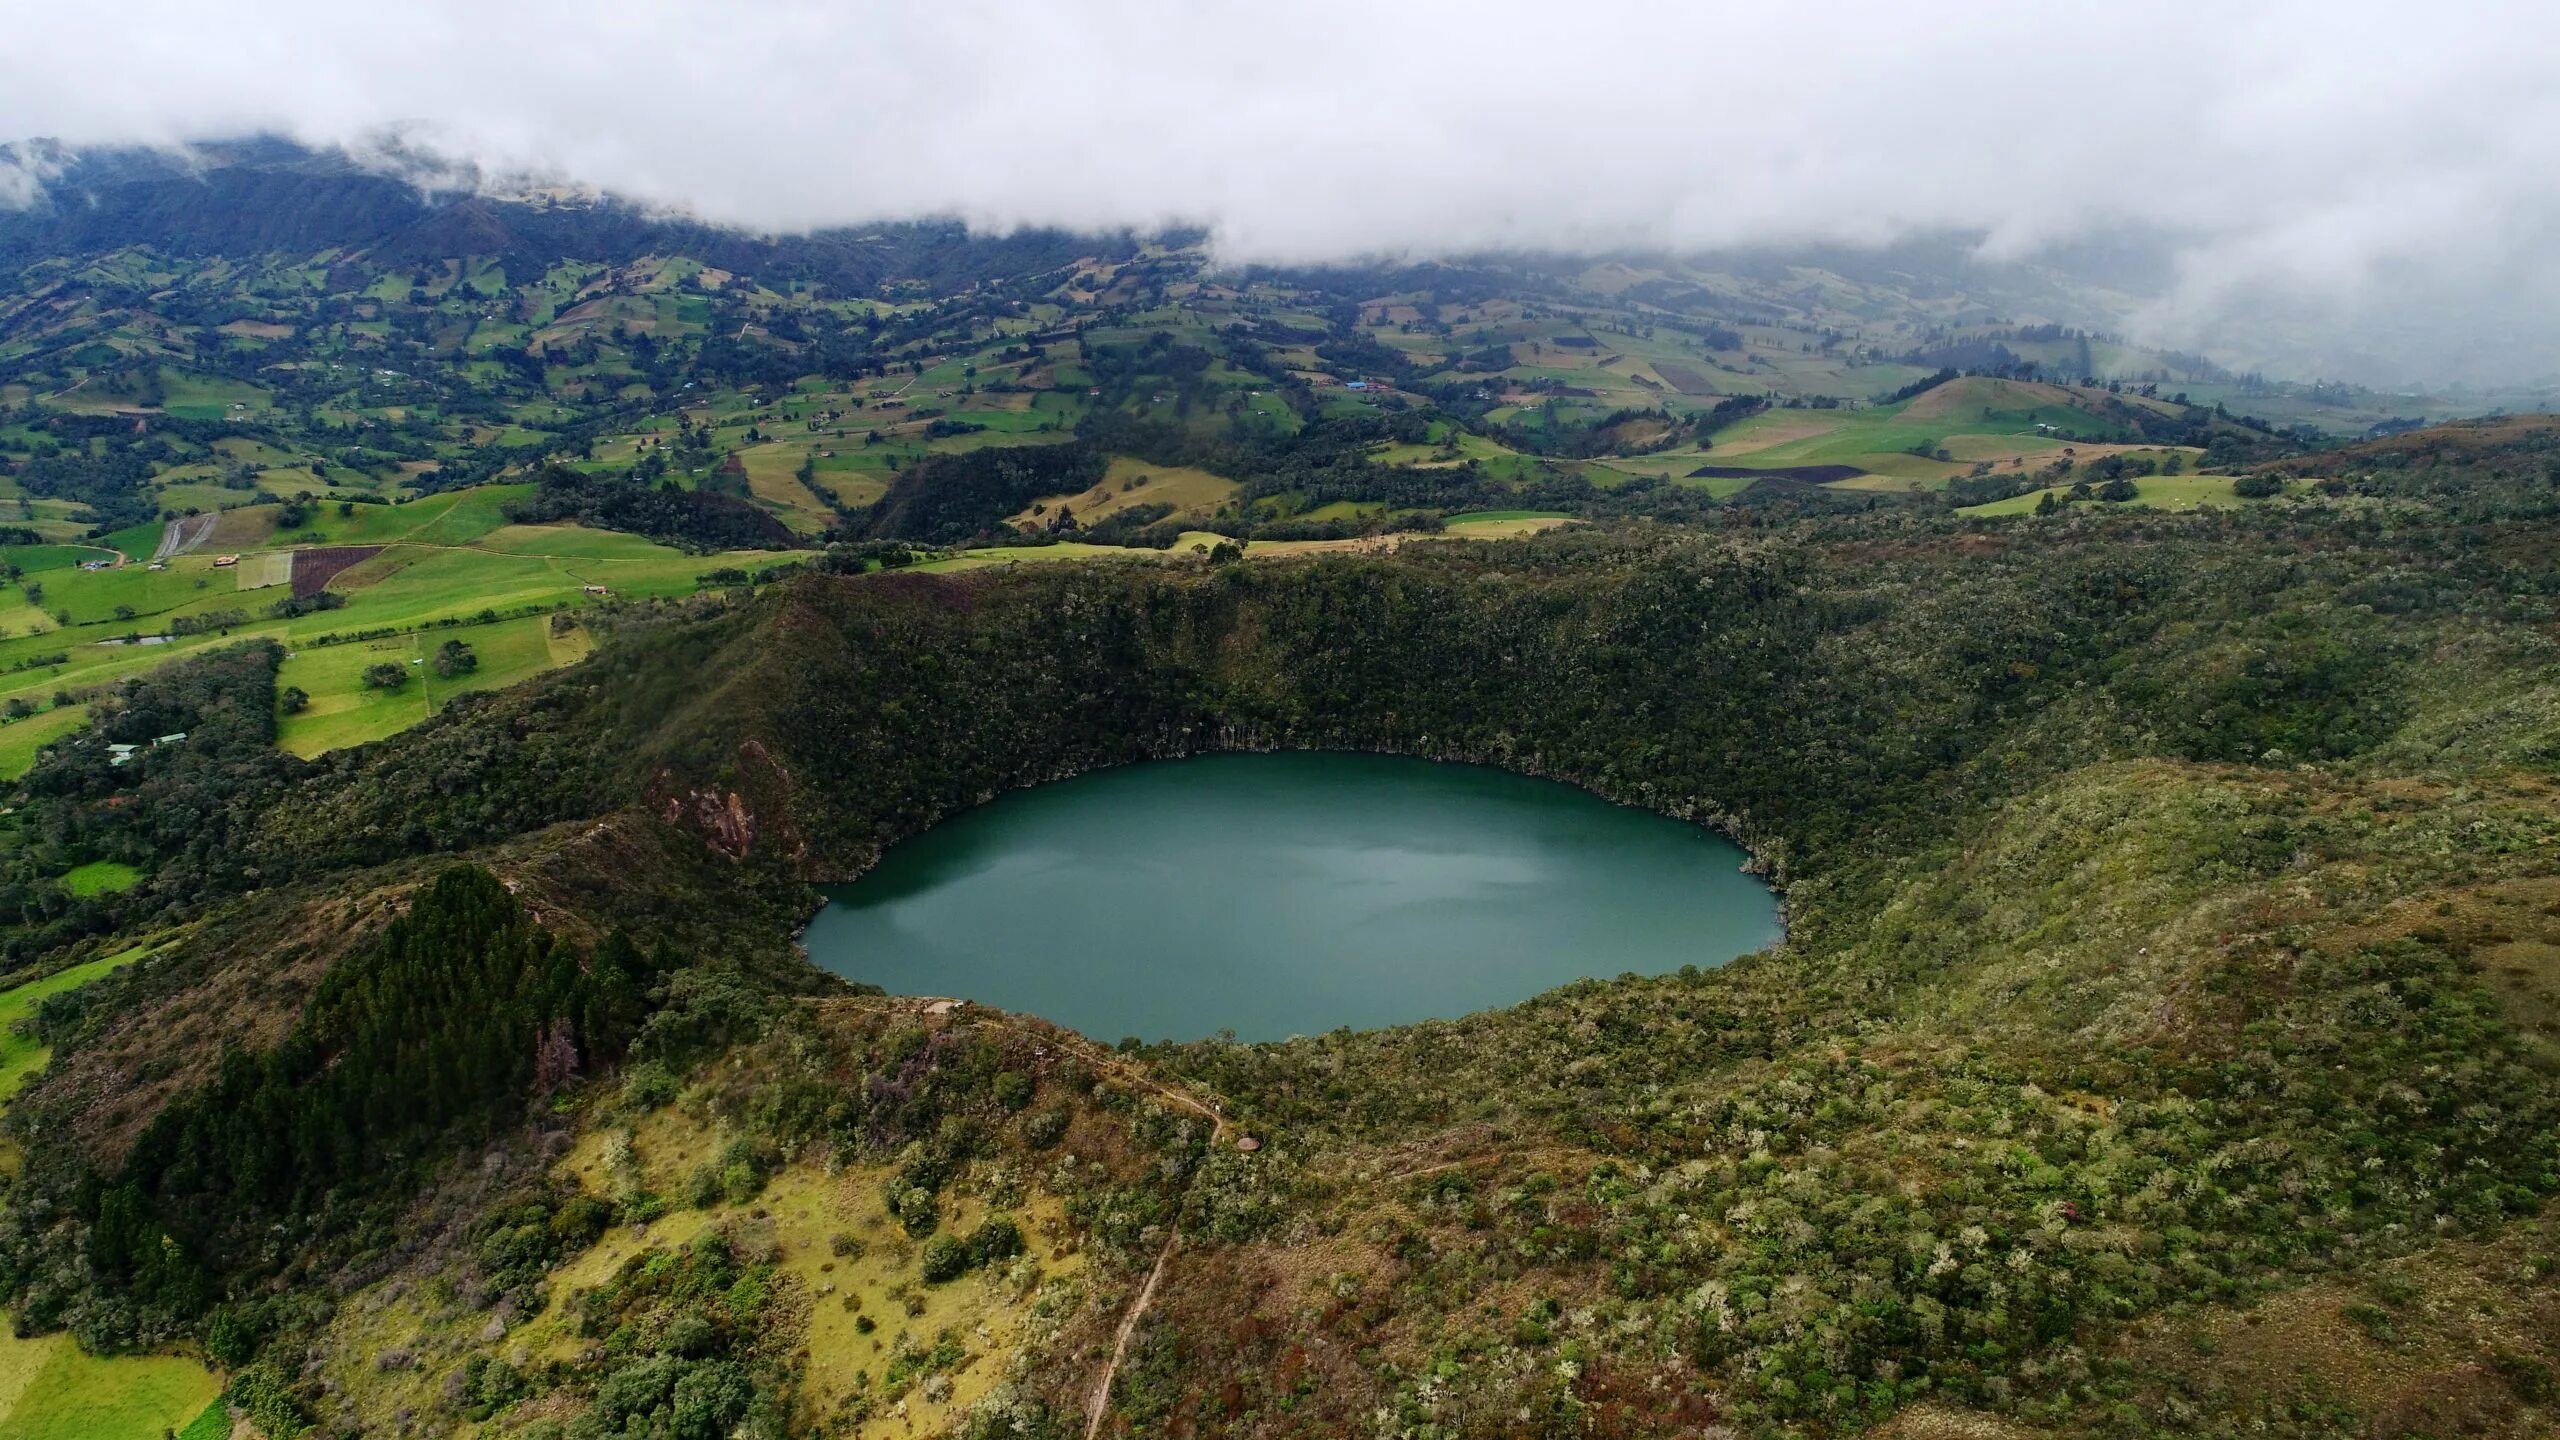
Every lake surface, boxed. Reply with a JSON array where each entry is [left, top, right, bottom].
[[802, 752, 1781, 1043]]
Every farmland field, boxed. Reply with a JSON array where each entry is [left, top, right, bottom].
[[276, 611, 594, 757]]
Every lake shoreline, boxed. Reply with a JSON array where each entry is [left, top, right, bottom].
[[793, 749, 1785, 1044]]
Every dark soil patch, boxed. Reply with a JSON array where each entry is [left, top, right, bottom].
[[1650, 362, 1719, 396], [292, 545, 383, 597], [1689, 464, 1868, 483]]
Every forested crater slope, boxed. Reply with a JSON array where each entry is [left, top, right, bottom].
[[1, 433, 2557, 1437]]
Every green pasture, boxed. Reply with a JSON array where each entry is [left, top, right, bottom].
[[0, 1329, 220, 1440], [1958, 474, 2280, 517], [100, 521, 166, 564], [203, 485, 531, 552], [0, 707, 88, 780], [0, 546, 107, 577], [468, 524, 686, 560], [58, 861, 139, 898], [157, 370, 271, 421], [276, 612, 589, 757], [17, 556, 228, 626]]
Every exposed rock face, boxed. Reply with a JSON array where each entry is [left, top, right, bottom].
[[655, 738, 802, 864], [660, 786, 757, 860]]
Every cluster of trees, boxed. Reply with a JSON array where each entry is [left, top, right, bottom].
[[0, 642, 298, 964], [854, 442, 1107, 544], [67, 869, 656, 1334], [507, 462, 801, 551]]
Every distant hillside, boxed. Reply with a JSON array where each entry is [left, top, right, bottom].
[[2258, 412, 2560, 473], [0, 139, 1139, 297]]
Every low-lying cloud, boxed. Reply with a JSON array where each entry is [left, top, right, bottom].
[[4, 0, 2556, 387]]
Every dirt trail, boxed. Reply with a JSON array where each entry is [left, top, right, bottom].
[[830, 996, 1227, 1435], [816, 996, 1609, 1430], [1369, 1141, 1580, 1189], [1085, 1214, 1180, 1439], [152, 513, 216, 562], [836, 995, 1231, 1140]]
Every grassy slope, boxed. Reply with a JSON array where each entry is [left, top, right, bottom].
[[0, 708, 89, 781], [0, 1333, 219, 1440], [1005, 455, 1240, 528]]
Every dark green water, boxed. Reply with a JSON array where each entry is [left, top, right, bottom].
[[802, 752, 1780, 1043]]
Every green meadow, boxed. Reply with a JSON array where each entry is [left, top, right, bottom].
[[57, 861, 139, 897], [1957, 474, 2282, 517], [0, 708, 88, 781], [0, 1331, 219, 1440], [276, 611, 592, 757]]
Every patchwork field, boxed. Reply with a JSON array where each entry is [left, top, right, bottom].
[[0, 485, 793, 767]]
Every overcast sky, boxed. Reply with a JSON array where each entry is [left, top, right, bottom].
[[4, 0, 2557, 386]]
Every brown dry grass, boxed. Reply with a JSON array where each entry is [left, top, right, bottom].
[[2101, 1216, 2560, 1435], [206, 506, 275, 548], [1900, 377, 2081, 420], [1006, 457, 1238, 530]]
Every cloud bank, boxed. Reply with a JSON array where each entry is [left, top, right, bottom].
[[3, 0, 2557, 385]]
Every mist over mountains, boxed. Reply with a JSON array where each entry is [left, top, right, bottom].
[[0, 134, 2517, 400], [3, 0, 2557, 389]]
